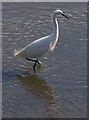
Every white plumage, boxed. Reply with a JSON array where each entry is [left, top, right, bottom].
[[14, 9, 69, 71]]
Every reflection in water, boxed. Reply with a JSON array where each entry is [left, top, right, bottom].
[[15, 72, 61, 117], [2, 2, 87, 118], [15, 73, 54, 102]]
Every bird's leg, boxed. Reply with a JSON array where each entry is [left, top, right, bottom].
[[26, 58, 36, 62], [33, 59, 39, 72], [26, 58, 41, 65], [26, 58, 41, 72], [33, 62, 37, 72]]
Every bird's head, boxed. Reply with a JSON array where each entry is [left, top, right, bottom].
[[52, 9, 69, 20]]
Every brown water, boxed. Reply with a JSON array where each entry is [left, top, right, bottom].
[[2, 2, 87, 118]]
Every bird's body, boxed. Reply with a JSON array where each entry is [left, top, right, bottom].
[[14, 9, 69, 71], [15, 33, 58, 59], [15, 15, 59, 59]]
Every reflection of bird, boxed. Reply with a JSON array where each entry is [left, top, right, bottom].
[[14, 9, 69, 72], [16, 73, 54, 102], [16, 73, 61, 117]]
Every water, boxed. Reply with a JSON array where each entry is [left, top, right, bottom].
[[2, 2, 87, 118]]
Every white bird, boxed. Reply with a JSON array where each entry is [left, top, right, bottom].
[[14, 9, 69, 72]]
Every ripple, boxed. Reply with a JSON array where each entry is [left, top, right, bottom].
[[2, 2, 87, 118]]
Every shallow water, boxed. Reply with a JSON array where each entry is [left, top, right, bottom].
[[2, 2, 87, 118]]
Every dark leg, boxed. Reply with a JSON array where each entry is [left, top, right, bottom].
[[33, 62, 37, 72], [33, 59, 40, 72], [26, 58, 40, 72], [26, 58, 36, 62]]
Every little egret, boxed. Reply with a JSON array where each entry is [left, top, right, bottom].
[[14, 9, 69, 72]]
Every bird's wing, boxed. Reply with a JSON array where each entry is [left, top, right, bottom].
[[27, 35, 51, 58], [14, 35, 51, 58]]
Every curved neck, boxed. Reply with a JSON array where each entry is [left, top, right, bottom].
[[52, 17, 59, 36]]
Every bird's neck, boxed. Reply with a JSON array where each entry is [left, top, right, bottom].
[[52, 18, 59, 38]]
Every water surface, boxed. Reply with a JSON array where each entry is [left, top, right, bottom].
[[2, 2, 87, 118]]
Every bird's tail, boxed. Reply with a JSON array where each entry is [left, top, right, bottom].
[[14, 49, 20, 57]]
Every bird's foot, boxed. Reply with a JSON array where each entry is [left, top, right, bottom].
[[33, 60, 42, 72], [37, 60, 42, 67], [26, 58, 42, 72]]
